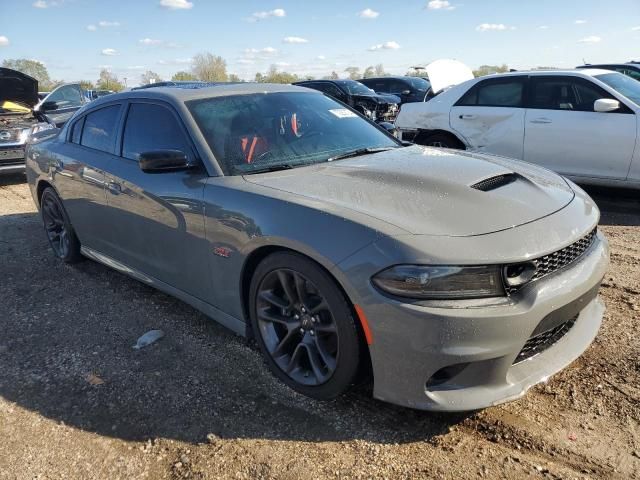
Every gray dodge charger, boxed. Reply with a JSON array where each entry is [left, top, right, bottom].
[[25, 83, 609, 411]]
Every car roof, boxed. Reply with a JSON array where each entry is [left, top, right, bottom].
[[87, 82, 318, 107], [360, 76, 426, 82], [472, 69, 615, 79]]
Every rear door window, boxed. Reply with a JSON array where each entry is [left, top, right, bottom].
[[121, 103, 193, 162], [80, 105, 121, 153], [456, 77, 526, 107]]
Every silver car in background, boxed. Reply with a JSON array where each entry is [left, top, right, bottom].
[[25, 83, 608, 411]]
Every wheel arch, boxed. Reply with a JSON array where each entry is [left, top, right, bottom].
[[414, 128, 467, 149], [36, 179, 56, 205], [239, 244, 373, 377]]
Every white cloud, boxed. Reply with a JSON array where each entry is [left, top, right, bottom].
[[632, 26, 640, 31], [575, 19, 587, 24], [476, 23, 515, 32], [244, 47, 278, 56], [427, 0, 455, 10], [126, 65, 145, 70], [160, 0, 193, 9], [283, 36, 309, 44], [358, 8, 379, 19], [538, 25, 549, 30], [578, 35, 601, 44], [140, 38, 163, 45], [101, 48, 118, 56], [86, 24, 97, 31], [0, 36, 9, 47], [368, 41, 400, 51], [274, 61, 290, 67], [317, 55, 326, 60], [98, 20, 120, 27], [33, 0, 47, 7], [248, 8, 286, 22]]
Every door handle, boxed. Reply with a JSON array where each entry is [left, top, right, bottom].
[[530, 118, 552, 124], [459, 114, 476, 119], [107, 181, 122, 194]]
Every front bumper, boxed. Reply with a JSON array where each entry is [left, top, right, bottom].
[[0, 144, 26, 174], [349, 232, 609, 411]]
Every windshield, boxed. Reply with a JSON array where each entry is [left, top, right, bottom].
[[188, 92, 399, 175], [334, 80, 375, 96], [406, 77, 431, 91], [595, 72, 640, 105]]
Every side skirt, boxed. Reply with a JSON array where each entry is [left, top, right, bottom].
[[80, 245, 247, 337]]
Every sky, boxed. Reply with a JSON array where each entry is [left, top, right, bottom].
[[1, 0, 639, 86]]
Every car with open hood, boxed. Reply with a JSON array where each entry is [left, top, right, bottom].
[[26, 83, 608, 411], [0, 68, 93, 175], [293, 79, 400, 124]]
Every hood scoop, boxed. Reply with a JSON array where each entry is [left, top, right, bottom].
[[470, 173, 520, 192]]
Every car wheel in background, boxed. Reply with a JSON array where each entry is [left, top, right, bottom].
[[416, 132, 464, 149], [40, 187, 83, 263], [249, 252, 361, 399]]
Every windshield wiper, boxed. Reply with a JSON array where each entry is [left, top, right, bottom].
[[238, 164, 295, 175], [328, 147, 396, 162]]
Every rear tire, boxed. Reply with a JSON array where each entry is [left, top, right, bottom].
[[249, 252, 361, 400], [40, 187, 83, 263], [415, 132, 464, 149]]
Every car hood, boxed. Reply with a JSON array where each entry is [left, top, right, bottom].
[[244, 146, 575, 237], [0, 68, 39, 109], [425, 59, 474, 94], [352, 93, 401, 105]]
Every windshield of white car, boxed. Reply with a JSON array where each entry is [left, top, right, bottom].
[[188, 92, 400, 176], [334, 80, 376, 96], [595, 72, 640, 105]]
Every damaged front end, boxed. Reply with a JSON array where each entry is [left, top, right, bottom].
[[354, 96, 400, 123], [0, 68, 54, 175]]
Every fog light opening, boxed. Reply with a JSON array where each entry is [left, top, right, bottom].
[[426, 363, 469, 390]]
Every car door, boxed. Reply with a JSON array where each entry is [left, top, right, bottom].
[[37, 84, 87, 127], [523, 75, 636, 179], [102, 100, 212, 300], [449, 76, 527, 159], [51, 103, 123, 253]]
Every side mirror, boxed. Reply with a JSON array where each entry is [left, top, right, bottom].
[[40, 101, 59, 112], [594, 98, 620, 113], [139, 150, 190, 173]]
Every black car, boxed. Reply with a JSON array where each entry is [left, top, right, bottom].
[[293, 79, 399, 123], [359, 76, 432, 104], [577, 63, 640, 82]]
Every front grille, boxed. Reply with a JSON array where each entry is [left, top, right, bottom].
[[513, 315, 577, 364], [505, 228, 597, 295], [0, 146, 25, 166]]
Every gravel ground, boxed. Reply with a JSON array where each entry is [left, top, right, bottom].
[[0, 172, 638, 480]]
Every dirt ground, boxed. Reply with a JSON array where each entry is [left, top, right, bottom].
[[0, 172, 638, 480]]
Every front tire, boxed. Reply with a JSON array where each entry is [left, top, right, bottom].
[[40, 187, 82, 263], [249, 252, 361, 400], [415, 132, 464, 149]]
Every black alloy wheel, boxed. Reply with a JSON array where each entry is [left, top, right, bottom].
[[250, 252, 361, 399], [40, 187, 82, 263]]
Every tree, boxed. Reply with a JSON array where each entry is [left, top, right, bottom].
[[191, 53, 228, 82], [79, 80, 95, 90], [363, 66, 375, 78], [323, 71, 339, 80], [228, 73, 242, 82], [96, 69, 125, 92], [344, 66, 361, 80], [172, 71, 198, 81], [2, 58, 55, 90], [140, 70, 162, 85], [374, 64, 386, 77], [472, 64, 509, 77], [256, 65, 299, 84]]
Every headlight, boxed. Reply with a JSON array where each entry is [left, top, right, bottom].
[[31, 122, 55, 135], [372, 265, 505, 299]]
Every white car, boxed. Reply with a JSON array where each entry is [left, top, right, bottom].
[[395, 69, 640, 188]]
